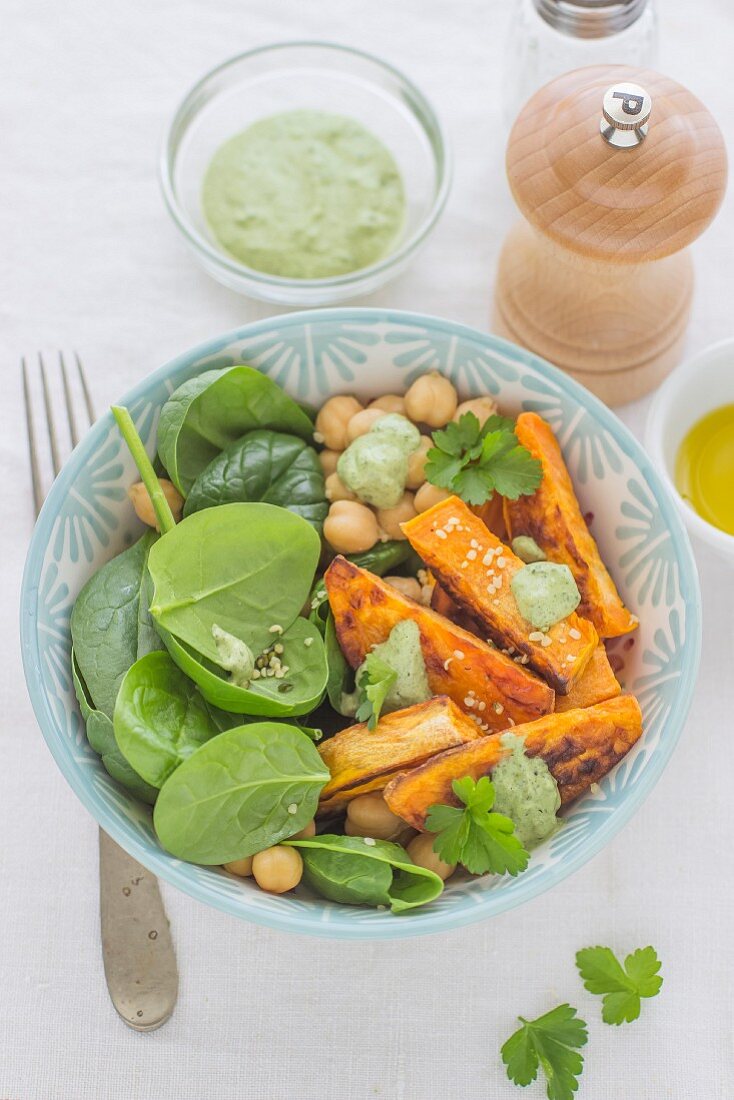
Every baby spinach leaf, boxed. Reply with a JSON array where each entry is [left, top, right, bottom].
[[184, 430, 328, 533], [113, 651, 239, 788], [324, 611, 356, 715], [347, 541, 423, 577], [72, 651, 158, 805], [71, 531, 163, 718], [147, 502, 320, 664], [157, 366, 315, 495], [153, 723, 330, 863], [284, 835, 444, 913], [159, 617, 328, 717]]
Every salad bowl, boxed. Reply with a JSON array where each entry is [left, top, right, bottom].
[[20, 309, 701, 939]]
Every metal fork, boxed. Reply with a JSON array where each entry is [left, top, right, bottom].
[[23, 351, 178, 1032]]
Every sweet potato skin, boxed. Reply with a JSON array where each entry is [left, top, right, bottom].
[[383, 695, 642, 829], [555, 644, 620, 712], [326, 556, 555, 729], [402, 497, 598, 694], [504, 413, 637, 639], [317, 696, 483, 812]]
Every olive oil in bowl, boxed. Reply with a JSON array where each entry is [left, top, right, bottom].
[[675, 404, 734, 535]]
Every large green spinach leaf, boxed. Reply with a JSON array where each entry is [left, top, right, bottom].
[[153, 723, 330, 863], [184, 430, 328, 532], [113, 651, 239, 788], [147, 502, 320, 664], [157, 366, 315, 495], [70, 531, 163, 718], [72, 650, 158, 805], [160, 618, 327, 717], [284, 835, 444, 913]]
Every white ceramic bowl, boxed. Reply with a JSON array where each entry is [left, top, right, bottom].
[[646, 337, 734, 561]]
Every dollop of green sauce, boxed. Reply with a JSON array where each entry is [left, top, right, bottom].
[[511, 535, 546, 564], [364, 620, 431, 712], [338, 413, 421, 508], [212, 624, 255, 687], [201, 110, 406, 279], [510, 561, 581, 632], [492, 733, 561, 848]]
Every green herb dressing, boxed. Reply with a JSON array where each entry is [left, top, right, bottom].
[[201, 110, 406, 279], [211, 624, 255, 687], [363, 620, 431, 712], [510, 561, 581, 633], [338, 413, 421, 508], [511, 535, 546, 564], [492, 733, 561, 849]]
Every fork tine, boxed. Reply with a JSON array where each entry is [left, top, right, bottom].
[[75, 351, 96, 423], [22, 357, 45, 517], [39, 352, 62, 476], [60, 351, 80, 448]]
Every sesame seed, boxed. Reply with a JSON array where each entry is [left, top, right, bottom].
[[363, 837, 376, 846], [269, 624, 283, 635], [304, 637, 313, 647], [482, 551, 494, 565], [436, 529, 447, 540], [313, 431, 325, 444], [251, 669, 261, 680], [287, 803, 298, 814], [507, 717, 515, 726], [520, 655, 530, 664], [541, 636, 553, 648], [478, 701, 486, 712], [453, 649, 465, 659], [443, 657, 453, 670], [461, 561, 468, 569], [569, 627, 582, 640], [447, 516, 460, 526], [274, 643, 284, 654], [493, 702, 504, 714], [470, 539, 480, 549], [566, 654, 576, 664], [496, 556, 507, 568], [467, 549, 477, 561], [464, 696, 475, 708], [493, 599, 500, 606], [528, 631, 544, 642]]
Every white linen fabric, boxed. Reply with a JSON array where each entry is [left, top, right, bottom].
[[1, 1, 733, 1097]]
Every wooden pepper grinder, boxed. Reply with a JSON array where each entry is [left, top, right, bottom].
[[493, 65, 727, 404]]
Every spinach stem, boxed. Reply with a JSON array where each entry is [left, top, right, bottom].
[[111, 405, 176, 534]]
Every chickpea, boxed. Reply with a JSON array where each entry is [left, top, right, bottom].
[[290, 819, 316, 840], [346, 792, 405, 840], [324, 500, 380, 554], [377, 492, 417, 540], [369, 394, 406, 415], [346, 407, 386, 443], [223, 856, 253, 877], [315, 395, 363, 451], [404, 371, 457, 428], [414, 482, 451, 513], [128, 479, 183, 530], [325, 472, 356, 502], [407, 833, 456, 881], [453, 396, 499, 425], [406, 435, 432, 490], [383, 575, 422, 601], [252, 846, 303, 894], [318, 449, 341, 477]]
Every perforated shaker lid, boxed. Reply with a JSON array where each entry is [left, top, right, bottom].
[[506, 65, 727, 263]]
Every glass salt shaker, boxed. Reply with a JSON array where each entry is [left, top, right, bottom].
[[501, 0, 658, 127]]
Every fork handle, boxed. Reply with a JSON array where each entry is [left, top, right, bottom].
[[99, 829, 178, 1031]]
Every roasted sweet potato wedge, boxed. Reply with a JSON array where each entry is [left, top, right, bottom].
[[383, 694, 643, 828], [317, 696, 483, 812], [555, 644, 620, 712], [504, 413, 638, 639], [402, 497, 598, 694], [471, 494, 507, 540], [326, 556, 555, 729]]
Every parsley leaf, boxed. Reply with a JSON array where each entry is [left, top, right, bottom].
[[354, 653, 397, 730], [502, 1004, 588, 1100], [425, 775, 529, 875], [575, 945, 663, 1025], [425, 412, 541, 506]]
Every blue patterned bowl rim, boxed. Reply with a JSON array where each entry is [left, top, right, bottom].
[[20, 308, 702, 940]]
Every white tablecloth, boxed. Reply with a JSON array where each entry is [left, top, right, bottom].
[[2, 1, 733, 1097]]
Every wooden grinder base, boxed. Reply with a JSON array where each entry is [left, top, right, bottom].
[[493, 221, 693, 405]]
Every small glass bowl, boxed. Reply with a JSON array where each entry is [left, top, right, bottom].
[[160, 42, 452, 305]]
